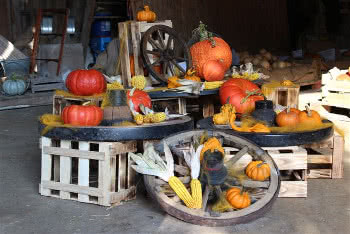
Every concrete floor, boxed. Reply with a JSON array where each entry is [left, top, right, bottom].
[[0, 106, 349, 234]]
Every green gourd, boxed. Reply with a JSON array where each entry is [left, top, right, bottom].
[[2, 78, 27, 95]]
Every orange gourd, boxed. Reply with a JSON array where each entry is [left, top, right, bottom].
[[167, 76, 182, 89], [137, 6, 156, 22], [276, 107, 300, 127], [190, 22, 232, 78], [62, 105, 103, 126], [200, 137, 225, 161], [226, 187, 251, 209], [245, 160, 271, 181], [298, 106, 322, 125], [184, 68, 201, 82]]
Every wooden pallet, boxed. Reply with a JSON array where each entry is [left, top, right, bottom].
[[118, 20, 172, 87], [321, 69, 350, 108], [30, 74, 65, 93], [304, 132, 344, 179], [53, 92, 104, 115], [224, 146, 307, 198], [39, 137, 137, 206]]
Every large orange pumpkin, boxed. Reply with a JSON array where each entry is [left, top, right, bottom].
[[62, 105, 103, 126], [66, 69, 106, 96], [127, 89, 152, 113], [219, 78, 264, 114], [202, 60, 226, 81], [190, 37, 232, 78]]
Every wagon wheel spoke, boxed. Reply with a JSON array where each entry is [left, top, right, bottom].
[[150, 57, 163, 67], [163, 61, 169, 75], [156, 29, 166, 49], [148, 38, 163, 51], [169, 59, 186, 75], [168, 62, 176, 76], [166, 35, 173, 50], [226, 146, 249, 167], [145, 50, 161, 57]]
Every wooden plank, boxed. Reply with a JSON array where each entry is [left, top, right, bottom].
[[109, 187, 136, 204], [53, 155, 60, 182], [307, 169, 332, 179], [43, 146, 105, 161], [78, 142, 90, 202], [98, 142, 114, 206], [119, 153, 127, 190], [0, 91, 53, 108], [40, 137, 52, 196], [307, 154, 332, 164], [31, 83, 65, 93], [127, 153, 136, 188], [178, 98, 186, 115], [130, 21, 144, 76], [60, 140, 72, 199], [332, 133, 344, 178], [41, 180, 102, 197], [81, 0, 96, 57], [110, 141, 137, 154], [278, 181, 307, 198], [118, 21, 132, 87]]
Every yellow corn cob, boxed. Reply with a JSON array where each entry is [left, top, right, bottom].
[[131, 75, 147, 90], [168, 176, 195, 208], [107, 81, 124, 90], [133, 114, 144, 125], [143, 113, 153, 123], [151, 112, 166, 123], [190, 179, 202, 209], [204, 81, 224, 90]]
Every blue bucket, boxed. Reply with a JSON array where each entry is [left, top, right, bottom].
[[91, 12, 112, 37]]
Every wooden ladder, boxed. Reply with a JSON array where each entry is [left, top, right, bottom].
[[30, 8, 70, 76]]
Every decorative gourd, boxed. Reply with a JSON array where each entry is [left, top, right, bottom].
[[137, 6, 156, 22], [62, 105, 103, 126], [226, 187, 251, 209], [184, 68, 201, 82], [2, 78, 27, 95], [298, 106, 322, 125], [202, 60, 225, 81], [167, 76, 182, 89], [66, 69, 106, 96], [229, 112, 270, 133], [190, 22, 232, 77], [213, 103, 235, 125], [219, 78, 264, 114], [245, 160, 271, 181], [276, 107, 300, 127], [127, 88, 152, 113], [200, 137, 225, 161]]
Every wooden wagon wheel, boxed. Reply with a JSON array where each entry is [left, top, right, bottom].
[[144, 130, 280, 226], [141, 25, 192, 84]]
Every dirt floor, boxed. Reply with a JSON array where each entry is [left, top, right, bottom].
[[0, 106, 349, 234]]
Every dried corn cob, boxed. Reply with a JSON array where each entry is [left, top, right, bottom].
[[131, 75, 147, 90], [190, 178, 202, 208], [133, 114, 144, 125], [143, 113, 153, 123], [169, 176, 195, 208], [203, 81, 224, 90], [151, 112, 166, 123]]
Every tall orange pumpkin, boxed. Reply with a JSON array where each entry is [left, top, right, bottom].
[[190, 35, 232, 77], [66, 69, 106, 96]]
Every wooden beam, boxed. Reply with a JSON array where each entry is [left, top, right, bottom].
[[81, 0, 96, 58]]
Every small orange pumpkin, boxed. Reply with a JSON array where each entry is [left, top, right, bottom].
[[276, 107, 300, 127], [245, 160, 271, 181], [226, 187, 251, 209], [137, 6, 156, 22], [167, 76, 182, 89], [299, 106, 322, 125]]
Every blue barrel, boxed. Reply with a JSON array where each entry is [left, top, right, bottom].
[[91, 12, 112, 37]]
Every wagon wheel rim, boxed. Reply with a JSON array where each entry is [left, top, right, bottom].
[[144, 130, 280, 226], [141, 25, 192, 84]]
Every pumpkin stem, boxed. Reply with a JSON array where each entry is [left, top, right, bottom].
[[240, 89, 263, 104], [144, 5, 150, 11], [130, 87, 136, 96], [192, 21, 216, 47], [305, 105, 312, 117], [256, 162, 267, 168]]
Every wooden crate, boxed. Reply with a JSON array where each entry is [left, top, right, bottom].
[[118, 20, 172, 87], [152, 97, 186, 114], [53, 93, 104, 115], [30, 74, 65, 93], [262, 85, 300, 108], [39, 137, 137, 206], [304, 132, 344, 179], [321, 70, 350, 108], [224, 146, 307, 198]]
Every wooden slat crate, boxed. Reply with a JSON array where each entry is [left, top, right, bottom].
[[30, 74, 65, 93], [39, 137, 137, 206], [321, 70, 350, 108], [262, 85, 300, 108], [118, 20, 172, 87], [53, 93, 104, 115], [152, 97, 186, 114], [304, 132, 344, 179], [224, 146, 307, 198]]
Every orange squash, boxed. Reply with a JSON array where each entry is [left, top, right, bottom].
[[137, 6, 156, 22], [226, 187, 251, 209], [184, 68, 201, 82], [299, 106, 322, 125], [245, 160, 271, 181], [276, 107, 300, 127]]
